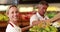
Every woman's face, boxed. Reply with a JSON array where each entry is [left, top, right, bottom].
[[8, 7, 19, 22]]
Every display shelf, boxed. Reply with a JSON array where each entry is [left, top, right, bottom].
[[0, 21, 7, 27]]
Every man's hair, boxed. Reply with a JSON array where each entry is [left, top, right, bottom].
[[39, 1, 49, 7]]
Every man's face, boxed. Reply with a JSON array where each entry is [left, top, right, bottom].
[[8, 7, 19, 22], [38, 4, 48, 16]]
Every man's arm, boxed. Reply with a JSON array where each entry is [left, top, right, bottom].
[[50, 13, 60, 22], [21, 21, 40, 32], [21, 25, 33, 32]]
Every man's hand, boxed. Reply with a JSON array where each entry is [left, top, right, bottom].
[[32, 21, 40, 26], [32, 20, 46, 28]]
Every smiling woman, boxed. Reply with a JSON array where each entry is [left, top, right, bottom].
[[6, 5, 21, 32]]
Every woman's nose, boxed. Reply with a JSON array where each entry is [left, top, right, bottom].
[[14, 13, 17, 16]]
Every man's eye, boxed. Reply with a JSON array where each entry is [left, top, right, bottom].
[[12, 12, 14, 14]]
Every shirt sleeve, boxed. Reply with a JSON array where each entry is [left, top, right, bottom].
[[30, 15, 38, 26]]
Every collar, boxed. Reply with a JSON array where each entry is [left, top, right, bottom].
[[9, 22, 17, 27], [36, 12, 47, 20], [36, 12, 44, 18]]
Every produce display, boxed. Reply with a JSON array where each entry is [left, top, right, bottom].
[[0, 11, 57, 22], [46, 11, 56, 18], [29, 26, 57, 32], [29, 13, 60, 32], [47, 13, 56, 19], [29, 20, 58, 32], [0, 14, 8, 21]]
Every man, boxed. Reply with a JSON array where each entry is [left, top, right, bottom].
[[16, 1, 49, 32], [30, 1, 49, 26], [21, 1, 50, 32]]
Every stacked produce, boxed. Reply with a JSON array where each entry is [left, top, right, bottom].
[[29, 26, 57, 32], [0, 14, 8, 21], [47, 12, 56, 18], [29, 21, 57, 32]]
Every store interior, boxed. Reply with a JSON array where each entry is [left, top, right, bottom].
[[0, 0, 60, 32]]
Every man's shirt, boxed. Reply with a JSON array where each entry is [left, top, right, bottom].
[[30, 12, 49, 26]]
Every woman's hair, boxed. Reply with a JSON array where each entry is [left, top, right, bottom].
[[9, 5, 17, 9], [6, 5, 17, 15]]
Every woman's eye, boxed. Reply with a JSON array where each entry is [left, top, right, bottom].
[[16, 11, 19, 13]]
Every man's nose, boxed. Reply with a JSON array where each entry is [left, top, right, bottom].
[[44, 9, 46, 12]]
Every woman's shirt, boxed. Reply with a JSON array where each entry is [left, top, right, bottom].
[[6, 22, 21, 32]]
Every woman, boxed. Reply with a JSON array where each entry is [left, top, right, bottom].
[[6, 5, 21, 32]]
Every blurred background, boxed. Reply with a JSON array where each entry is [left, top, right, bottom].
[[0, 0, 60, 32]]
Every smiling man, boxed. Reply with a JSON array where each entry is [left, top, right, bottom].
[[30, 1, 49, 26]]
